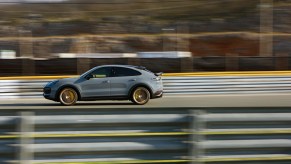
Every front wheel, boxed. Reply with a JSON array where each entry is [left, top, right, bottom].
[[131, 87, 150, 105], [59, 88, 78, 106]]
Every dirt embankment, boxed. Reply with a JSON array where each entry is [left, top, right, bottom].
[[0, 1, 290, 57], [0, 32, 290, 58]]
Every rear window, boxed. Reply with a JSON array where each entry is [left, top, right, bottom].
[[113, 67, 141, 77], [133, 66, 153, 73]]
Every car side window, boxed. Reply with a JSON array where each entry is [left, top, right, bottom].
[[113, 67, 141, 77], [90, 67, 112, 78]]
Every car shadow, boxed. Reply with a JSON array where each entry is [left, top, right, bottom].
[[76, 102, 134, 106]]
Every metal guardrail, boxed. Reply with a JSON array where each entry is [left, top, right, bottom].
[[164, 75, 291, 94], [1, 74, 291, 98], [1, 107, 291, 164]]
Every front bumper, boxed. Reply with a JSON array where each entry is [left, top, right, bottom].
[[43, 87, 57, 101]]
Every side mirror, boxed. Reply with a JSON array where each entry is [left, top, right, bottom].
[[86, 74, 93, 80]]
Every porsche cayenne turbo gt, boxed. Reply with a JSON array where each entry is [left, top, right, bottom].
[[43, 65, 163, 105]]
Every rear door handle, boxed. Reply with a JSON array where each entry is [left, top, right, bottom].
[[129, 79, 136, 82], [102, 80, 110, 83]]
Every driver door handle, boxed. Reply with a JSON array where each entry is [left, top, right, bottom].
[[102, 80, 110, 83]]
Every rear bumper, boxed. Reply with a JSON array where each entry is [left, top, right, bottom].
[[152, 90, 163, 99]]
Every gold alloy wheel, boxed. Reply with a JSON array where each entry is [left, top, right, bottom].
[[132, 87, 150, 105], [59, 88, 78, 106]]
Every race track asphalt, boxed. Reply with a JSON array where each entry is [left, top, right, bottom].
[[0, 93, 291, 109]]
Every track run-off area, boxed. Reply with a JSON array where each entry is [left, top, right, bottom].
[[0, 93, 291, 109]]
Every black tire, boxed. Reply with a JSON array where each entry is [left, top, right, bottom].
[[131, 87, 150, 105], [59, 88, 78, 106]]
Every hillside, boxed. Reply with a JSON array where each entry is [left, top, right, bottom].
[[0, 0, 291, 57], [0, 0, 260, 28]]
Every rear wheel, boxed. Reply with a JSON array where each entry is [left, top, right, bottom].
[[59, 88, 78, 106], [131, 87, 150, 105]]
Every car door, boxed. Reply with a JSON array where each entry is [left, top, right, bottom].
[[79, 67, 112, 98], [110, 67, 141, 96]]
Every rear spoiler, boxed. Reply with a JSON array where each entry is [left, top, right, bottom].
[[154, 72, 163, 76]]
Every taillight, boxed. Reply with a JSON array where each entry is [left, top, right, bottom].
[[152, 77, 161, 81]]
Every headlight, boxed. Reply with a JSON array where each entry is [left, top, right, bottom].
[[47, 80, 59, 86]]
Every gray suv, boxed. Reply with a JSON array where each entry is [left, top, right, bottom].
[[43, 65, 163, 105]]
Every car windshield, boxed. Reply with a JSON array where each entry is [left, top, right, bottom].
[[80, 67, 97, 77]]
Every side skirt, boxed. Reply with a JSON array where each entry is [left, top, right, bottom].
[[80, 96, 129, 101]]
